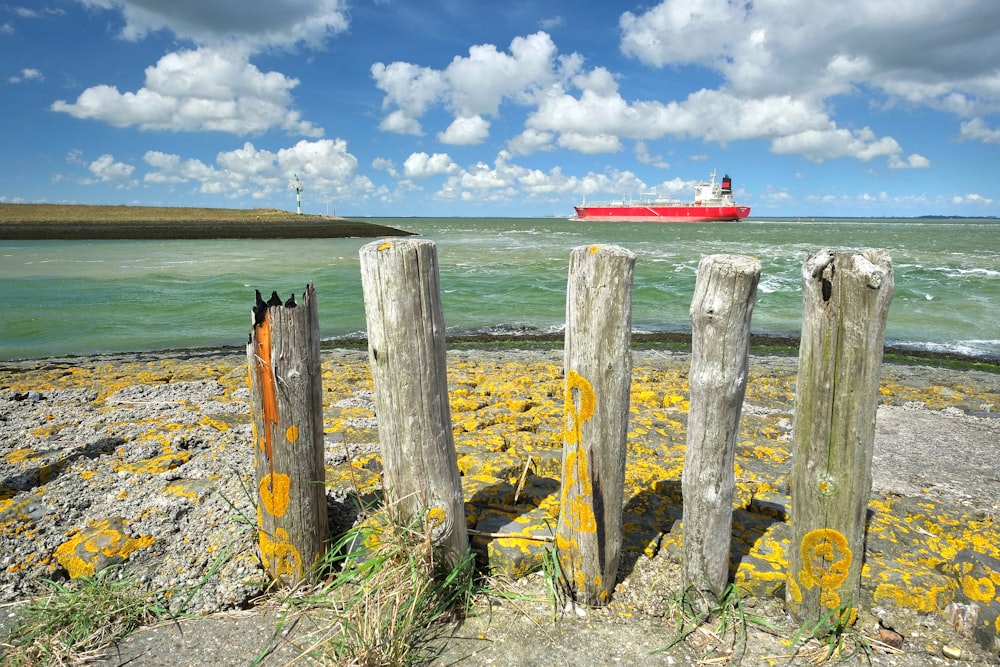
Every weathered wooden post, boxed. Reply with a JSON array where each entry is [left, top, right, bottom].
[[682, 254, 761, 604], [247, 285, 328, 584], [787, 249, 893, 624], [556, 244, 635, 606], [358, 238, 469, 564]]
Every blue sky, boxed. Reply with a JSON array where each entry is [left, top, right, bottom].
[[2, 0, 999, 218]]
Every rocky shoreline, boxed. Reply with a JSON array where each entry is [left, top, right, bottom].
[[1, 347, 999, 665]]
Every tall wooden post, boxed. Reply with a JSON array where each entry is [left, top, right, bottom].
[[359, 238, 469, 564], [247, 284, 328, 584], [787, 250, 893, 624], [557, 244, 635, 606], [682, 254, 761, 604]]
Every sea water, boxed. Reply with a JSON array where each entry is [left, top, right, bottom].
[[1, 217, 997, 361]]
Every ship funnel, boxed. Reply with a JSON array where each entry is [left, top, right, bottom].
[[721, 174, 732, 195]]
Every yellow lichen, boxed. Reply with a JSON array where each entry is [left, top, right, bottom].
[[259, 526, 303, 581], [797, 528, 854, 614], [54, 520, 155, 579], [260, 472, 291, 518], [961, 574, 996, 603], [425, 506, 448, 534], [564, 370, 595, 444]]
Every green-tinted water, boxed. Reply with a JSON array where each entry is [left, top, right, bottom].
[[1, 217, 997, 360]]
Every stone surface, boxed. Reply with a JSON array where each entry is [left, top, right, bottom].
[[1, 348, 998, 664]]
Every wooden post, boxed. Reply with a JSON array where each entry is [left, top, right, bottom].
[[358, 238, 469, 563], [787, 250, 893, 624], [682, 254, 761, 604], [556, 244, 635, 606], [247, 284, 328, 584]]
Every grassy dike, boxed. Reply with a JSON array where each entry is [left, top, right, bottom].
[[0, 203, 413, 239]]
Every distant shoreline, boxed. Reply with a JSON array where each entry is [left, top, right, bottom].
[[0, 203, 413, 239]]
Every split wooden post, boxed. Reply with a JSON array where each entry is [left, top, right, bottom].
[[556, 244, 635, 606], [682, 254, 761, 604], [358, 238, 469, 564], [247, 284, 328, 585], [786, 249, 893, 624]]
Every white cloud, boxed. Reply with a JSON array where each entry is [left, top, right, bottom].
[[557, 131, 622, 154], [771, 127, 903, 164], [143, 138, 371, 200], [76, 0, 348, 50], [959, 117, 1000, 144], [378, 110, 423, 136], [373, 31, 580, 142], [506, 129, 554, 156], [620, 0, 1000, 111], [371, 157, 398, 178], [620, 0, 741, 68], [370, 8, 989, 165], [88, 154, 137, 188], [963, 193, 993, 204], [888, 153, 931, 169], [539, 16, 564, 31], [12, 6, 65, 19], [437, 115, 490, 145], [635, 142, 669, 169], [8, 68, 43, 83], [51, 48, 321, 136], [403, 152, 459, 179], [429, 151, 647, 203]]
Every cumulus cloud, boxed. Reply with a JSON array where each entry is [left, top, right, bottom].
[[959, 118, 1000, 144], [371, 15, 932, 165], [506, 129, 554, 156], [617, 0, 1000, 150], [51, 48, 321, 136], [888, 153, 931, 169], [50, 2, 339, 139], [771, 127, 902, 163], [143, 138, 371, 199], [89, 154, 137, 188], [620, 0, 1000, 109], [373, 31, 580, 142], [371, 157, 398, 178], [431, 151, 646, 203], [403, 152, 459, 179], [76, 0, 348, 50], [437, 115, 490, 145]]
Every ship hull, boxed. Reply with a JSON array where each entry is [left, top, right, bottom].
[[573, 205, 751, 222]]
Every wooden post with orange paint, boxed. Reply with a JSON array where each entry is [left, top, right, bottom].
[[556, 244, 635, 607], [247, 284, 328, 584], [358, 238, 469, 565], [682, 254, 760, 605], [786, 250, 893, 624]]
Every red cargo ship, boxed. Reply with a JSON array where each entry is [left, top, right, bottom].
[[573, 171, 750, 222]]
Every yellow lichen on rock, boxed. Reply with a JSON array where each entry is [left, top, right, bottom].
[[54, 518, 155, 579]]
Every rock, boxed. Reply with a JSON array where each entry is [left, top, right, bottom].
[[942, 549, 1000, 656], [54, 517, 155, 578], [474, 505, 556, 579]]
